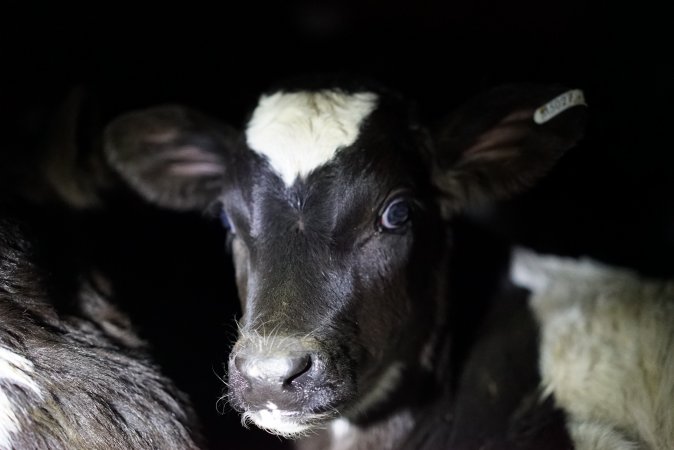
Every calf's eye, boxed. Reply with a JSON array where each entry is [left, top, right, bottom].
[[380, 198, 411, 231]]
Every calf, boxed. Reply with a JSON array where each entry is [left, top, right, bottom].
[[0, 210, 202, 449], [103, 79, 587, 448]]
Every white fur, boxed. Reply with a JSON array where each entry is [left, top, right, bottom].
[[243, 409, 333, 438], [568, 421, 638, 450], [245, 90, 378, 186], [0, 347, 41, 450], [511, 248, 674, 450], [244, 409, 310, 436], [331, 417, 353, 440]]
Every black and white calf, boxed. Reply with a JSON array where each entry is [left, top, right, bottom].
[[103, 79, 587, 448], [0, 211, 202, 449]]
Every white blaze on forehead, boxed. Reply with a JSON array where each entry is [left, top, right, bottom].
[[245, 90, 378, 186], [0, 347, 42, 449]]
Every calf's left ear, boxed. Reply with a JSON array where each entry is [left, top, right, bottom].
[[431, 85, 587, 214], [104, 106, 238, 210]]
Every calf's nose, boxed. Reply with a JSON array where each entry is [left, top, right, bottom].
[[234, 353, 312, 385]]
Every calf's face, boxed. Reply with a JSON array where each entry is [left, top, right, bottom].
[[220, 91, 446, 434], [104, 83, 586, 436]]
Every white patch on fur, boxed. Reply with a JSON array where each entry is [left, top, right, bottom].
[[247, 409, 309, 436], [568, 420, 639, 450], [245, 90, 378, 186], [243, 409, 332, 438], [0, 347, 41, 449], [329, 417, 358, 450], [511, 248, 674, 449], [350, 361, 404, 416], [331, 417, 353, 439]]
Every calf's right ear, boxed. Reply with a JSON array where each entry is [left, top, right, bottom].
[[104, 106, 238, 210], [431, 85, 588, 215]]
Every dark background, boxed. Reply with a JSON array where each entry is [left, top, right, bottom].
[[1, 1, 672, 449]]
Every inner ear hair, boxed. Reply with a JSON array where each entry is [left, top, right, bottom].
[[104, 105, 238, 211]]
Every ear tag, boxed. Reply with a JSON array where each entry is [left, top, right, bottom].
[[534, 89, 587, 124]]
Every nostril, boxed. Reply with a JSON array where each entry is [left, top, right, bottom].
[[234, 353, 313, 385], [283, 354, 311, 386]]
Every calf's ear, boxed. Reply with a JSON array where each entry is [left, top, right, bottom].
[[432, 85, 587, 214], [104, 106, 238, 210]]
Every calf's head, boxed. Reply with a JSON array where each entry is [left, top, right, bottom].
[[104, 82, 586, 436]]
